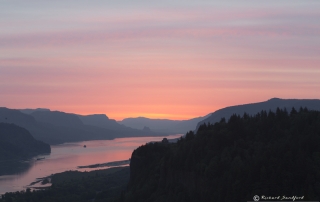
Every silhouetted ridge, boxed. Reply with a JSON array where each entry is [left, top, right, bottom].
[[0, 107, 37, 126], [119, 114, 210, 134], [1, 107, 166, 145], [78, 114, 124, 130], [0, 123, 50, 161], [19, 108, 50, 115], [124, 108, 320, 201], [31, 111, 84, 128], [78, 114, 167, 137], [268, 97, 281, 101], [197, 98, 320, 130]]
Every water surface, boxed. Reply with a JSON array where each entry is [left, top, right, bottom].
[[0, 134, 182, 194]]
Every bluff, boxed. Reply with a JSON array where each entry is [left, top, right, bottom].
[[125, 108, 320, 201], [0, 123, 51, 161]]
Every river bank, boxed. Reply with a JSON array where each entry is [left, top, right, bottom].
[[0, 134, 182, 194]]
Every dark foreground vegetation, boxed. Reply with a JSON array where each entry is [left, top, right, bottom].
[[2, 108, 320, 202], [124, 108, 320, 201], [0, 167, 129, 202]]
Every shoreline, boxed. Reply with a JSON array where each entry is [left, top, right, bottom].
[[77, 159, 130, 169], [22, 160, 131, 192]]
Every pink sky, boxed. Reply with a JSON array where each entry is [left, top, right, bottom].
[[0, 1, 319, 120]]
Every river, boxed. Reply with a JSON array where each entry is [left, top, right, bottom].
[[0, 134, 182, 195]]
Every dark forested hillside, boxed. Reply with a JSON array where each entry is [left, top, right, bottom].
[[0, 123, 50, 161], [124, 108, 320, 201], [197, 98, 320, 131], [0, 167, 130, 202]]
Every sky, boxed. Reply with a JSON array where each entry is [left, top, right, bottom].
[[0, 0, 319, 120]]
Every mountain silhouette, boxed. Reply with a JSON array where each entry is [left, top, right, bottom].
[[78, 114, 166, 137], [0, 123, 50, 160], [31, 111, 84, 128], [0, 123, 51, 176], [19, 108, 50, 114], [119, 115, 210, 134], [197, 98, 320, 130], [0, 107, 166, 144], [79, 114, 127, 130]]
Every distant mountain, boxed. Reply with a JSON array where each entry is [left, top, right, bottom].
[[32, 111, 84, 128], [0, 107, 59, 144], [19, 108, 50, 114], [0, 123, 50, 161], [78, 114, 126, 131], [78, 114, 166, 137], [119, 115, 210, 134], [7, 107, 165, 144], [1, 107, 113, 144], [197, 98, 320, 130]]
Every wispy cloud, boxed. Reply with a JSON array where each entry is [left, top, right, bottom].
[[0, 1, 319, 119]]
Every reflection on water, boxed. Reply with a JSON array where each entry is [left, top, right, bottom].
[[0, 134, 182, 194]]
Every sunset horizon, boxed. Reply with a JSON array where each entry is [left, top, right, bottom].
[[6, 96, 320, 121], [1, 0, 319, 121], [1, 0, 320, 200]]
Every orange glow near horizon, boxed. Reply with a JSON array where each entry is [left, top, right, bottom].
[[1, 1, 320, 120]]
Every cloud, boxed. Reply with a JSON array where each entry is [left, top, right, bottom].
[[0, 1, 320, 119], [1, 6, 319, 49]]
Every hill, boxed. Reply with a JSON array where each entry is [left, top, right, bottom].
[[31, 111, 84, 128], [78, 114, 166, 137], [0, 123, 50, 160], [0, 107, 60, 144], [197, 98, 320, 130], [78, 114, 120, 130], [1, 107, 112, 144], [3, 107, 320, 201], [19, 108, 50, 114], [119, 115, 210, 134], [0, 107, 166, 145], [29, 110, 165, 144], [124, 108, 320, 201]]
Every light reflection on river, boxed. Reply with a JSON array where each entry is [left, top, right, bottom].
[[0, 134, 182, 194]]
